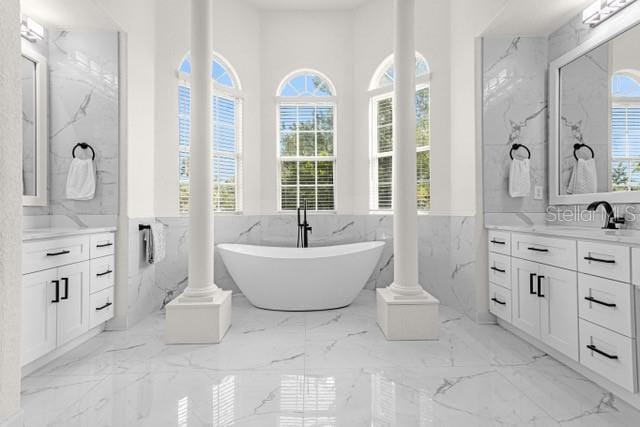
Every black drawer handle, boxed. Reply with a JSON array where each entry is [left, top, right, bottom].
[[96, 269, 113, 277], [529, 273, 537, 295], [584, 296, 616, 308], [583, 256, 615, 264], [490, 239, 506, 245], [490, 266, 506, 273], [586, 344, 618, 360], [95, 302, 113, 311], [527, 247, 549, 252], [61, 277, 69, 300], [96, 242, 113, 248], [491, 297, 506, 305], [537, 275, 545, 298], [51, 280, 60, 303], [46, 250, 70, 257]]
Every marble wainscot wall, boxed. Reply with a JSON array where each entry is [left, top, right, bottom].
[[126, 214, 479, 325], [24, 29, 119, 220], [126, 218, 157, 326], [482, 37, 548, 227]]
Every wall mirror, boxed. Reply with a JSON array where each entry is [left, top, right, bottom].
[[21, 40, 47, 206], [549, 8, 640, 204]]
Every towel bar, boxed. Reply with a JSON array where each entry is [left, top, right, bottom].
[[509, 143, 531, 160]]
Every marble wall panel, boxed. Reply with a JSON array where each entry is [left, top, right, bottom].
[[482, 37, 548, 215], [24, 30, 119, 217], [134, 214, 478, 325]]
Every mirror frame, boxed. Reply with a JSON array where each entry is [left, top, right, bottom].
[[549, 6, 640, 205], [21, 39, 48, 207]]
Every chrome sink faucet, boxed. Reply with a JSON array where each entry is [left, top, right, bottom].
[[586, 201, 626, 229], [297, 199, 312, 248]]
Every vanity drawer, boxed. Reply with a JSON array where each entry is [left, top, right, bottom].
[[578, 274, 634, 337], [488, 252, 511, 289], [511, 233, 576, 270], [488, 230, 510, 255], [578, 241, 630, 283], [90, 233, 115, 259], [23, 236, 91, 274], [579, 319, 637, 393], [89, 287, 114, 329], [631, 247, 640, 287], [90, 255, 115, 294], [489, 283, 512, 323]]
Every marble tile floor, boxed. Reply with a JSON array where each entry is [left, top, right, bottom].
[[21, 291, 640, 426]]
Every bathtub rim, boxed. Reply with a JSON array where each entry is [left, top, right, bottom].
[[217, 240, 385, 260]]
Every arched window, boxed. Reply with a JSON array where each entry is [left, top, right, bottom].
[[277, 70, 337, 211], [369, 53, 431, 211], [611, 71, 640, 192], [177, 53, 242, 213]]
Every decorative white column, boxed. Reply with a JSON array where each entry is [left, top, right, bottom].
[[166, 0, 231, 344], [376, 0, 439, 340]]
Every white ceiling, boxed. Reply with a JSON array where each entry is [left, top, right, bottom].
[[244, 0, 370, 10], [20, 0, 119, 30], [483, 0, 595, 36]]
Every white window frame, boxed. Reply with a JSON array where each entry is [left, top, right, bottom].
[[177, 54, 244, 214], [369, 75, 431, 212], [275, 70, 338, 212]]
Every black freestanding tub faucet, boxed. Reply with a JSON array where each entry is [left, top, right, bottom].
[[297, 199, 313, 248]]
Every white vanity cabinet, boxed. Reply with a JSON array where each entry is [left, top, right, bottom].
[[511, 257, 579, 360], [488, 228, 638, 394], [21, 231, 116, 368]]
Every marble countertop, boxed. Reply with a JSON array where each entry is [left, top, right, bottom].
[[22, 226, 117, 241], [486, 224, 640, 245]]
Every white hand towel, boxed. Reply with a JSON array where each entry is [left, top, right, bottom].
[[145, 223, 166, 264], [509, 158, 531, 198], [567, 158, 597, 194], [65, 158, 96, 200]]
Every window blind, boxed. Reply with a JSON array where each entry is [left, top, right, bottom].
[[371, 87, 431, 210], [611, 105, 640, 191], [177, 84, 241, 213]]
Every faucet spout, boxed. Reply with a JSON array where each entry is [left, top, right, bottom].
[[297, 199, 312, 248], [586, 201, 625, 229]]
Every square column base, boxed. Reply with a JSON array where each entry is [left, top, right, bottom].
[[166, 289, 232, 344], [376, 287, 439, 340]]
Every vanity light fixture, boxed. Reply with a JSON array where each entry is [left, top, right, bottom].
[[583, 0, 637, 27], [20, 16, 44, 42]]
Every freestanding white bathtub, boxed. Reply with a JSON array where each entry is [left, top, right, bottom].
[[218, 241, 385, 311]]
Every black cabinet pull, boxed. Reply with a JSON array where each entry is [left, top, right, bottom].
[[537, 275, 545, 298], [96, 269, 113, 277], [527, 247, 549, 253], [51, 280, 60, 303], [586, 344, 618, 360], [491, 297, 506, 305], [491, 266, 506, 273], [584, 296, 616, 308], [46, 250, 70, 257], [96, 242, 113, 248], [490, 239, 506, 245], [529, 273, 537, 295], [95, 302, 113, 311], [583, 256, 615, 264], [61, 277, 69, 300]]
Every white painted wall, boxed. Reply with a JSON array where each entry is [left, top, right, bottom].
[[260, 10, 354, 213], [149, 0, 505, 217], [154, 0, 261, 216], [0, 0, 23, 421], [353, 0, 452, 214], [98, 0, 156, 218]]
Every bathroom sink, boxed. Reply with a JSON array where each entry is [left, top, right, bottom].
[[542, 225, 640, 241]]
